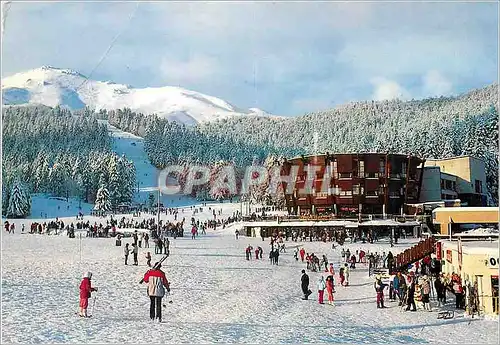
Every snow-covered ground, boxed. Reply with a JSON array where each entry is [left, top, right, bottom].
[[1, 203, 498, 344], [27, 194, 94, 220]]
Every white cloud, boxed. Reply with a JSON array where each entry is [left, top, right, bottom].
[[422, 70, 453, 97], [370, 77, 410, 101]]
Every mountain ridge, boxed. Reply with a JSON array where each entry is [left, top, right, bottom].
[[1, 66, 275, 124]]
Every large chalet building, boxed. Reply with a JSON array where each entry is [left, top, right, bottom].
[[279, 153, 488, 217], [280, 153, 425, 216]]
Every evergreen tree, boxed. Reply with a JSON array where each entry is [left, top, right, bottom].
[[94, 186, 111, 212], [7, 181, 31, 218]]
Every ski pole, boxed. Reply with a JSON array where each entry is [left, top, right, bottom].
[[91, 295, 97, 316]]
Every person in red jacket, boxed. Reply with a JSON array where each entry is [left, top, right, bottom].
[[299, 248, 306, 262], [142, 263, 170, 322], [79, 272, 97, 317]]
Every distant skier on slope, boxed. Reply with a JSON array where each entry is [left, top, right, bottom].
[[325, 274, 336, 305], [79, 272, 97, 317], [301, 270, 312, 300], [374, 275, 386, 308], [317, 276, 326, 304]]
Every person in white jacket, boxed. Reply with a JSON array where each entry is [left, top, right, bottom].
[[317, 276, 326, 304]]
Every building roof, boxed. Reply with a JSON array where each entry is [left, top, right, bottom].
[[287, 152, 419, 161], [439, 239, 499, 256], [242, 219, 420, 228], [426, 155, 485, 164], [432, 207, 499, 213]]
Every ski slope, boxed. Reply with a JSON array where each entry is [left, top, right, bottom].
[[105, 120, 201, 208], [1, 204, 498, 344]]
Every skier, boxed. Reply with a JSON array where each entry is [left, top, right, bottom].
[[274, 248, 280, 265], [374, 275, 386, 308], [124, 243, 131, 265], [235, 230, 239, 240], [421, 276, 432, 311], [325, 274, 336, 305], [343, 263, 350, 286], [141, 262, 170, 322], [145, 251, 152, 267], [245, 246, 251, 260], [255, 247, 260, 260], [258, 246, 263, 259], [132, 243, 139, 266], [293, 248, 299, 261], [317, 276, 326, 304], [406, 277, 417, 311], [327, 263, 334, 276], [350, 254, 356, 269], [301, 270, 312, 300], [299, 248, 305, 262], [322, 255, 329, 272], [79, 272, 97, 317], [191, 226, 196, 239], [434, 275, 445, 306], [163, 237, 169, 255], [339, 266, 345, 286], [144, 233, 150, 248]]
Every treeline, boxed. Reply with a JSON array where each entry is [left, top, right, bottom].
[[2, 105, 136, 217], [103, 108, 303, 167]]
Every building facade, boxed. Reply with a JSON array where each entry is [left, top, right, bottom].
[[280, 153, 425, 216], [438, 240, 499, 316], [432, 207, 499, 235], [424, 156, 487, 206]]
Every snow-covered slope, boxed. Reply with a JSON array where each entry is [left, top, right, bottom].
[[1, 66, 275, 124]]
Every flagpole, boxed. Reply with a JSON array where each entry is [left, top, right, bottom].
[[157, 187, 160, 236]]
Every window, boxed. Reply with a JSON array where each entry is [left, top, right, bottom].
[[378, 184, 385, 195], [358, 160, 365, 178], [339, 190, 352, 196], [332, 160, 338, 179], [440, 179, 445, 189], [441, 194, 445, 200], [367, 190, 378, 197], [446, 180, 452, 190], [379, 159, 385, 175], [401, 162, 407, 177], [353, 184, 360, 195], [316, 192, 328, 198], [339, 172, 351, 179], [367, 172, 379, 178], [475, 180, 482, 194]]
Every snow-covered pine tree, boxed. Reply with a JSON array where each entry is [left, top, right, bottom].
[[147, 193, 156, 208], [94, 186, 111, 212], [2, 183, 10, 216], [7, 181, 31, 218], [121, 156, 136, 203], [107, 154, 122, 208]]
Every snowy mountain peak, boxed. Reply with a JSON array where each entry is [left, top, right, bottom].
[[1, 67, 275, 124]]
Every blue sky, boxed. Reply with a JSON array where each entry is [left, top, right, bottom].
[[2, 1, 498, 116]]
